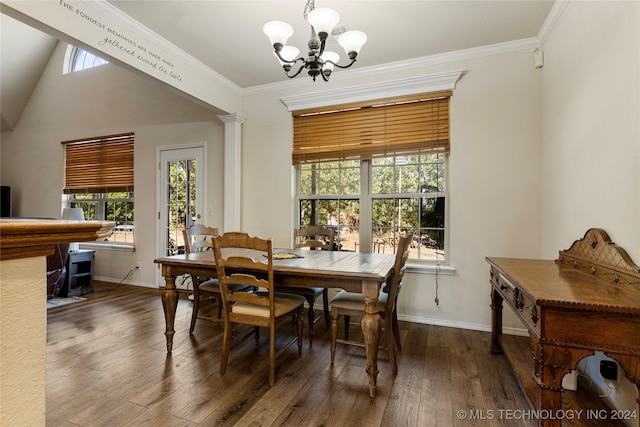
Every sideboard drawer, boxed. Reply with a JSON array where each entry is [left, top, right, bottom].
[[490, 267, 541, 337]]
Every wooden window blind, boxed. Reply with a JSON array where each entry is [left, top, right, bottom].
[[292, 91, 451, 165], [61, 132, 134, 194]]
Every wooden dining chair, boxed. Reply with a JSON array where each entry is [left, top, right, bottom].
[[183, 224, 255, 333], [213, 232, 305, 386], [329, 231, 413, 373], [274, 224, 335, 346]]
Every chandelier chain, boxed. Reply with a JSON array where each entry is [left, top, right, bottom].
[[303, 0, 315, 20]]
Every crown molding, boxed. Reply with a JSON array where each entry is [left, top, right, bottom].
[[245, 2, 571, 97], [86, 0, 568, 100], [243, 36, 540, 96], [86, 0, 243, 96], [280, 71, 464, 112], [537, 0, 570, 45]]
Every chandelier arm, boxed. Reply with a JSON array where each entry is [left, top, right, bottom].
[[285, 63, 307, 79], [325, 58, 357, 69], [274, 49, 304, 65], [321, 70, 330, 82]]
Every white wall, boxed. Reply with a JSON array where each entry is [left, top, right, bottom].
[[1, 0, 637, 336], [541, 1, 640, 257], [540, 1, 640, 419], [0, 41, 226, 287], [241, 48, 543, 331]]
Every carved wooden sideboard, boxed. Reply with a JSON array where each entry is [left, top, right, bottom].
[[487, 228, 640, 427]]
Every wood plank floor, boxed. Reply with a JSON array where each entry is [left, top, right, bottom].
[[46, 281, 534, 427]]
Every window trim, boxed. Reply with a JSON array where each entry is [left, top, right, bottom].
[[281, 71, 463, 112], [287, 74, 460, 266], [295, 156, 449, 265], [68, 192, 135, 248]]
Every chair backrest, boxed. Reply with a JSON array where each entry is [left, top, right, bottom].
[[183, 224, 219, 254], [212, 232, 275, 317], [294, 225, 335, 251], [384, 232, 413, 312]]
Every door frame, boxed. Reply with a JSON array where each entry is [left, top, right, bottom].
[[155, 143, 206, 287]]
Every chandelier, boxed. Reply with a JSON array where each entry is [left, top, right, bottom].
[[263, 0, 367, 82]]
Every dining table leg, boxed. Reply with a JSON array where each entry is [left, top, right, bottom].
[[361, 279, 382, 398], [161, 274, 178, 353]]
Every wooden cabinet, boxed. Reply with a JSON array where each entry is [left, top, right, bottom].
[[62, 250, 95, 297], [487, 229, 640, 427]]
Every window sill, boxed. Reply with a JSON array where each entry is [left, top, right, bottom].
[[406, 262, 456, 275], [79, 242, 135, 252]]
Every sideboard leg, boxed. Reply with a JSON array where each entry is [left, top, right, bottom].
[[490, 286, 504, 355], [536, 385, 563, 427]]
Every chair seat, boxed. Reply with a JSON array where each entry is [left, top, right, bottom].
[[198, 278, 220, 291], [200, 278, 253, 293], [330, 289, 388, 312], [233, 292, 305, 317], [273, 286, 329, 346], [274, 286, 324, 298]]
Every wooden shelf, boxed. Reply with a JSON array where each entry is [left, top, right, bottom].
[[499, 334, 537, 406], [499, 334, 625, 427]]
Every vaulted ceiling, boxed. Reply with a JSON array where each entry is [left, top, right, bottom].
[[1, 0, 556, 132]]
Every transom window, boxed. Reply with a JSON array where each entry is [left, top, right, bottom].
[[64, 45, 108, 74]]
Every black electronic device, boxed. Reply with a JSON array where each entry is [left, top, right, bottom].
[[0, 186, 11, 217]]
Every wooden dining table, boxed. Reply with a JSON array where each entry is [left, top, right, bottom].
[[154, 248, 396, 397]]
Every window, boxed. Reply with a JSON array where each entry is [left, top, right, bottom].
[[297, 155, 447, 262], [294, 92, 450, 263], [64, 45, 108, 74], [71, 192, 134, 244], [298, 160, 361, 251], [62, 133, 134, 245]]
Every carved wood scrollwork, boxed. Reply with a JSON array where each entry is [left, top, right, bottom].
[[557, 228, 640, 288], [539, 345, 594, 390], [514, 288, 524, 309]]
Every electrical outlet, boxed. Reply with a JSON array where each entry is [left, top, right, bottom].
[[136, 261, 141, 270], [600, 360, 617, 381]]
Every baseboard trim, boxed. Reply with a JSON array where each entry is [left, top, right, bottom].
[[98, 280, 530, 337], [93, 275, 157, 289]]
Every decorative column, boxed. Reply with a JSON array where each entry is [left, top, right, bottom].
[[218, 113, 247, 232]]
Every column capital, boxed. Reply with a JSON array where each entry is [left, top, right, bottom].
[[218, 112, 247, 125]]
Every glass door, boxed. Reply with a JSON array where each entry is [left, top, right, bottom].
[[157, 146, 204, 288]]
